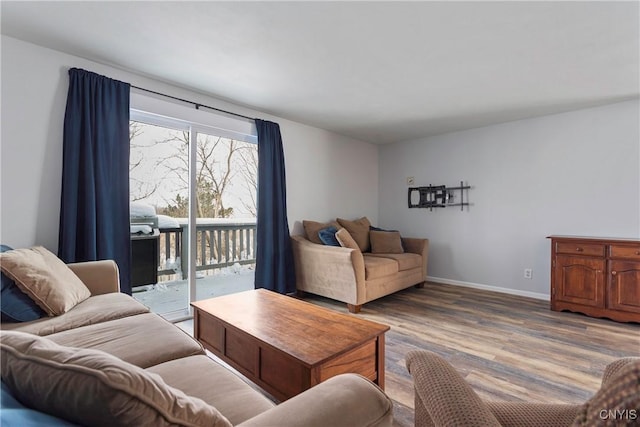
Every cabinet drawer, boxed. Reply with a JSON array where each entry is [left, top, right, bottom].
[[610, 245, 640, 261], [555, 242, 605, 257]]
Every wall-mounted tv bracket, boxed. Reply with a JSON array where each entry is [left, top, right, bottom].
[[408, 181, 471, 211]]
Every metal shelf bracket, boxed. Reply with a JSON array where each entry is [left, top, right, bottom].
[[408, 181, 471, 211]]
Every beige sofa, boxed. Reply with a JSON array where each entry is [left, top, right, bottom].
[[1, 260, 394, 426], [292, 234, 429, 313]]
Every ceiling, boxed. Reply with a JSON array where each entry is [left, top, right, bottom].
[[2, 1, 638, 144]]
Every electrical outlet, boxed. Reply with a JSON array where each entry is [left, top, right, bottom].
[[406, 176, 415, 186], [524, 268, 533, 279]]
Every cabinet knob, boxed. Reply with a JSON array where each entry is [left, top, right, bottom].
[[636, 251, 640, 255], [611, 271, 617, 276], [576, 247, 583, 252]]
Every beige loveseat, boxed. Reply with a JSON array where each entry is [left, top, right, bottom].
[[1, 259, 394, 426], [292, 218, 429, 313]]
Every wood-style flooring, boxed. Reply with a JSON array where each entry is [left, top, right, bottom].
[[179, 282, 639, 427], [299, 282, 640, 427]]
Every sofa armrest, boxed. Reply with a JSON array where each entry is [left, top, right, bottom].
[[486, 402, 580, 427], [237, 374, 393, 427], [406, 350, 501, 427], [67, 260, 120, 295], [402, 238, 429, 280], [601, 357, 640, 387], [291, 235, 366, 305]]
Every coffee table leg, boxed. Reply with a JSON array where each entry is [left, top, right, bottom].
[[377, 334, 386, 390]]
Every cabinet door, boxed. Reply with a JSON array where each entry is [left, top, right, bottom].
[[608, 260, 640, 314], [554, 255, 605, 307]]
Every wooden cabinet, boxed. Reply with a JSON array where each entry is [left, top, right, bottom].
[[549, 236, 640, 323]]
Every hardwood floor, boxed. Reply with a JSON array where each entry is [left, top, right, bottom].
[[179, 282, 639, 427], [299, 282, 640, 427]]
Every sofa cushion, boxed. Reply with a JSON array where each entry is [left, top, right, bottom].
[[363, 255, 399, 280], [318, 226, 341, 246], [370, 230, 404, 254], [148, 355, 275, 425], [370, 225, 398, 232], [303, 220, 341, 244], [0, 246, 91, 316], [336, 228, 360, 250], [337, 217, 371, 252], [0, 331, 231, 427], [1, 292, 149, 336], [572, 359, 640, 426], [368, 253, 422, 271], [47, 312, 204, 368]]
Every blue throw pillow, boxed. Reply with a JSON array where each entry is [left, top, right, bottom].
[[1, 382, 78, 426], [318, 226, 341, 247], [0, 245, 46, 322]]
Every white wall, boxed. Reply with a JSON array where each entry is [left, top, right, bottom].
[[4, 35, 637, 300], [379, 100, 640, 298], [0, 35, 378, 251]]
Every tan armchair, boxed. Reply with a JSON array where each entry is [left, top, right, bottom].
[[405, 350, 640, 427]]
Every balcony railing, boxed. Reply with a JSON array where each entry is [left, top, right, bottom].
[[156, 218, 256, 280]]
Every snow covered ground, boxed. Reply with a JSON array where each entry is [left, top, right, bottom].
[[133, 264, 255, 315]]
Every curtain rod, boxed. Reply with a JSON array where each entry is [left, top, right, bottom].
[[130, 85, 257, 122]]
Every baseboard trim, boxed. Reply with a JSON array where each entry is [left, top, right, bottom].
[[427, 276, 550, 301]]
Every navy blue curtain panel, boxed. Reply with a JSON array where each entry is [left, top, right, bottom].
[[254, 119, 296, 294], [58, 68, 132, 294]]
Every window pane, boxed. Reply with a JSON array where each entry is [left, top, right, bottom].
[[192, 133, 257, 302], [130, 120, 190, 316]]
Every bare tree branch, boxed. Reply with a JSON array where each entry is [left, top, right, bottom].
[[130, 122, 258, 219]]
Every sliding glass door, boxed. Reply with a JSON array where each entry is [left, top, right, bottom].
[[129, 111, 257, 320], [191, 131, 258, 303]]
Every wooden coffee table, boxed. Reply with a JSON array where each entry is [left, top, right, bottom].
[[191, 289, 390, 401]]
